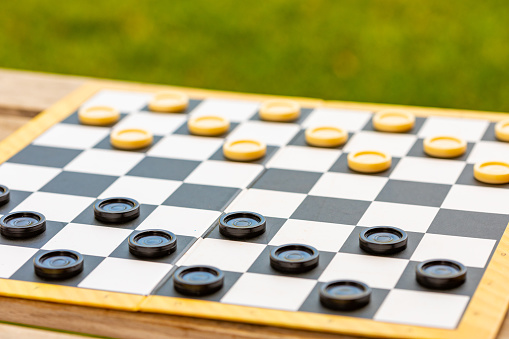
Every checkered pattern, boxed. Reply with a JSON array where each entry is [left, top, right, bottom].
[[0, 89, 507, 330]]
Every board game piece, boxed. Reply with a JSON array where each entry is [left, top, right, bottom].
[[219, 211, 266, 239], [128, 230, 177, 258], [423, 135, 467, 158], [0, 184, 9, 205], [270, 244, 319, 273], [148, 91, 189, 113], [305, 126, 348, 147], [416, 259, 467, 290], [78, 106, 120, 126], [0, 211, 46, 238], [473, 161, 509, 184], [319, 280, 372, 311], [188, 115, 230, 136], [359, 226, 408, 255], [223, 139, 266, 161], [372, 109, 415, 133], [259, 99, 300, 122], [347, 150, 392, 173], [110, 128, 153, 150], [93, 197, 140, 223], [34, 250, 84, 279], [173, 265, 224, 296], [495, 119, 509, 142]]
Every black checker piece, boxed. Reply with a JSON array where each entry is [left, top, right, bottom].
[[173, 265, 224, 296], [359, 226, 408, 255], [0, 185, 10, 206], [219, 211, 266, 239], [319, 280, 371, 311], [128, 229, 177, 258], [94, 197, 140, 223], [34, 250, 84, 280], [270, 244, 319, 274], [0, 211, 46, 239], [416, 259, 467, 290]]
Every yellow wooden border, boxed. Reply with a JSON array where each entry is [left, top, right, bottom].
[[0, 79, 508, 338]]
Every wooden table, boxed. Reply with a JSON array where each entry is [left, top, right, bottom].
[[1, 68, 509, 339]]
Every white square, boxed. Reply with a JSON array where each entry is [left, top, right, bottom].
[[148, 135, 223, 161], [411, 233, 495, 268], [227, 121, 300, 146], [390, 157, 465, 185], [221, 273, 316, 311], [226, 189, 306, 218], [269, 219, 354, 252], [442, 184, 509, 215], [114, 112, 186, 136], [82, 90, 152, 112], [358, 201, 439, 233], [319, 253, 408, 289], [190, 99, 259, 122], [64, 149, 144, 176], [137, 206, 221, 237], [344, 131, 417, 157], [12, 192, 94, 222], [418, 116, 489, 142], [302, 108, 372, 132], [177, 238, 265, 272], [267, 146, 341, 173], [467, 141, 509, 164], [0, 245, 38, 278], [185, 160, 264, 188], [375, 289, 469, 329], [99, 176, 181, 205], [42, 223, 132, 257], [79, 257, 172, 295], [310, 172, 388, 201], [0, 163, 61, 191], [33, 124, 110, 150]]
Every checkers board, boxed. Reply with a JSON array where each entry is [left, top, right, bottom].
[[0, 81, 509, 339]]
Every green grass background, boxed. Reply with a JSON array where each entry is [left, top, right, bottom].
[[1, 0, 509, 112]]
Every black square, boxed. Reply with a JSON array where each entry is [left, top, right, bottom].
[[339, 226, 424, 260], [288, 129, 353, 149], [329, 153, 400, 177], [362, 116, 426, 135], [0, 190, 32, 215], [376, 180, 451, 207], [395, 261, 484, 296], [93, 135, 163, 152], [209, 145, 279, 166], [247, 246, 335, 280], [10, 251, 104, 287], [72, 202, 157, 230], [481, 122, 497, 142], [251, 168, 322, 194], [0, 221, 66, 249], [109, 233, 196, 265], [428, 209, 509, 240], [299, 283, 390, 319], [250, 107, 314, 124], [173, 121, 240, 138], [127, 156, 200, 181], [456, 164, 509, 189], [291, 196, 370, 225], [7, 145, 82, 168], [139, 98, 203, 114], [163, 184, 240, 211], [153, 267, 242, 302], [206, 216, 287, 244], [39, 171, 118, 198], [407, 138, 474, 161], [60, 111, 128, 126]]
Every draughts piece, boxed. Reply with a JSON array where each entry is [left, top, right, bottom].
[[320, 280, 371, 311], [347, 150, 391, 173], [34, 250, 84, 279], [219, 211, 266, 239], [110, 128, 153, 150], [0, 211, 46, 238], [416, 259, 467, 290], [94, 197, 140, 223], [270, 244, 319, 273], [148, 91, 189, 113], [0, 185, 9, 206], [188, 115, 230, 136], [359, 226, 408, 254], [305, 126, 348, 147], [223, 139, 266, 161], [78, 106, 120, 126], [423, 136, 467, 158], [373, 109, 415, 133], [128, 230, 177, 258], [495, 119, 509, 142], [173, 265, 224, 296], [473, 161, 509, 184], [259, 99, 300, 122]]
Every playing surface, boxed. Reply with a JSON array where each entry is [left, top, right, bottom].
[[0, 83, 508, 339]]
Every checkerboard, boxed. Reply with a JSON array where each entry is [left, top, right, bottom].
[[0, 84, 508, 339]]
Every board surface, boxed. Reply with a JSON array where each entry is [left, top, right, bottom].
[[0, 82, 509, 339]]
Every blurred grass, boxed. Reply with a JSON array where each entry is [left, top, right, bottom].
[[1, 0, 509, 112]]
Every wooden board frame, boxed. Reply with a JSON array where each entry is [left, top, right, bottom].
[[1, 80, 509, 339]]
